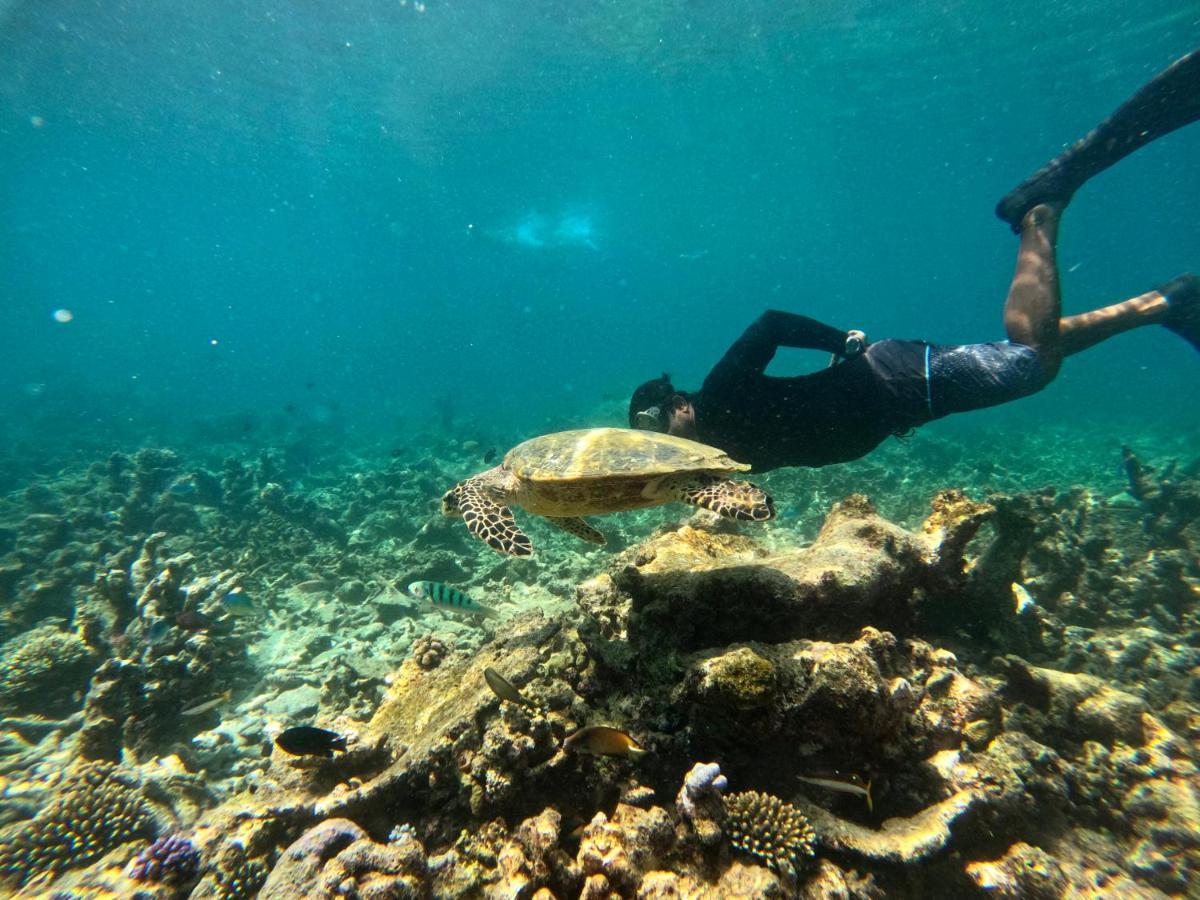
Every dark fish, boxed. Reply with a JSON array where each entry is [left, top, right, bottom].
[[483, 448, 497, 464], [564, 725, 647, 759], [390, 448, 403, 458], [275, 726, 347, 758], [483, 667, 537, 708], [175, 610, 212, 632]]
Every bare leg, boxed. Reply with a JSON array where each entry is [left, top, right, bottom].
[[1059, 288, 1169, 357], [1003, 204, 1064, 379]]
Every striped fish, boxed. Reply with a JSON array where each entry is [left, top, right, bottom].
[[407, 581, 497, 618]]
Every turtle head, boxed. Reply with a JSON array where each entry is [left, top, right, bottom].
[[441, 485, 464, 518], [443, 471, 507, 518]]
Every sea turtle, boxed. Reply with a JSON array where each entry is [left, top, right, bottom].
[[441, 427, 775, 556]]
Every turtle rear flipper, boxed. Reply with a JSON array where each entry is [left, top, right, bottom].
[[444, 479, 533, 556], [663, 473, 775, 521], [545, 516, 607, 546]]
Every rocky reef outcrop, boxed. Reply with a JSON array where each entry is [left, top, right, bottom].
[[0, 438, 1196, 897]]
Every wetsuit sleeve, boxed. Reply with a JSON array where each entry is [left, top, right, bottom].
[[707, 310, 848, 382]]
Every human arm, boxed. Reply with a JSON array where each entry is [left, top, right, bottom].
[[708, 310, 853, 383]]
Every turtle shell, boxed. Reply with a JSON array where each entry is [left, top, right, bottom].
[[504, 428, 749, 482]]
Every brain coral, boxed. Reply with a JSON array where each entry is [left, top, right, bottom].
[[0, 625, 95, 716], [0, 762, 157, 887], [722, 790, 816, 878]]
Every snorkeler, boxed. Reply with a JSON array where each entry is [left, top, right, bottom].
[[628, 49, 1200, 472]]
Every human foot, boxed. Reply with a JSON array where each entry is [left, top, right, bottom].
[[1161, 272, 1200, 352], [997, 164, 1077, 232]]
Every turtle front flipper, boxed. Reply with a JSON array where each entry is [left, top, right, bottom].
[[661, 473, 775, 522], [443, 478, 533, 556], [545, 516, 607, 546]]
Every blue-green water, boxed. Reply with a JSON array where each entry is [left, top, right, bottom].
[[2, 1, 1198, 453]]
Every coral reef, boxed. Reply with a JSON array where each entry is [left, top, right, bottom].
[[411, 633, 451, 671], [0, 432, 1195, 896], [0, 762, 161, 888], [129, 833, 202, 885], [675, 760, 727, 845], [722, 790, 816, 878], [0, 625, 96, 716]]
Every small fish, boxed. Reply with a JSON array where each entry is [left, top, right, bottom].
[[483, 667, 537, 708], [564, 725, 648, 759], [275, 726, 347, 758], [797, 774, 873, 812], [180, 690, 232, 717], [1011, 583, 1036, 615], [175, 610, 212, 632], [462, 439, 481, 452], [167, 478, 197, 497], [147, 619, 170, 643], [293, 579, 335, 594], [407, 581, 497, 618], [221, 590, 255, 617], [483, 447, 497, 464]]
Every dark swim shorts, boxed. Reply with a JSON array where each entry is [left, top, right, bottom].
[[862, 339, 1049, 429], [927, 340, 1049, 417]]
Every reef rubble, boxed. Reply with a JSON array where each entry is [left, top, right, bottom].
[[0, 438, 1196, 897]]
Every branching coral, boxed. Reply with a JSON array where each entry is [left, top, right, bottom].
[[0, 762, 157, 887], [722, 790, 816, 878], [129, 833, 201, 885], [198, 844, 269, 899], [0, 625, 95, 716]]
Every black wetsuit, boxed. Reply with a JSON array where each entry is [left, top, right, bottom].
[[691, 311, 1046, 472]]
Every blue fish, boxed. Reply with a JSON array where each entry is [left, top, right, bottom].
[[147, 619, 170, 643], [220, 590, 255, 617], [168, 479, 197, 497], [407, 581, 497, 618]]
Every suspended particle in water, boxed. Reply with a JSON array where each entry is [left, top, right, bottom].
[[30, 115, 45, 128], [52, 308, 73, 323]]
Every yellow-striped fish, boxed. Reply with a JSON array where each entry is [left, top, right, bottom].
[[407, 581, 497, 618]]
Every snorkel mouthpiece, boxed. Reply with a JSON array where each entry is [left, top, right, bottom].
[[634, 406, 665, 431]]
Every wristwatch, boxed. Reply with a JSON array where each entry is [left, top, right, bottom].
[[844, 329, 868, 357]]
